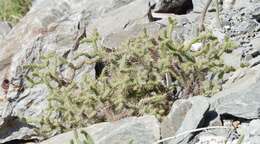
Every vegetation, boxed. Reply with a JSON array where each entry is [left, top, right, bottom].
[[23, 18, 237, 137], [70, 130, 94, 144], [0, 0, 32, 24]]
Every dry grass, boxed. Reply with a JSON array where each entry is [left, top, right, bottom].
[[0, 0, 31, 24]]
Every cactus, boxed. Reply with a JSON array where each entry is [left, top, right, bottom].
[[24, 17, 237, 138]]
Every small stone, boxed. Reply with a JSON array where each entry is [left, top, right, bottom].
[[195, 135, 226, 144], [161, 96, 210, 144], [249, 55, 260, 67], [191, 43, 202, 51]]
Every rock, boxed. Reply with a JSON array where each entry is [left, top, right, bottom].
[[211, 65, 260, 119], [195, 135, 226, 144], [249, 119, 260, 136], [222, 52, 241, 68], [154, 0, 193, 14], [0, 85, 48, 143], [161, 96, 210, 144], [223, 0, 236, 10], [0, 117, 36, 143], [249, 56, 260, 67], [0, 21, 12, 42], [3, 84, 48, 119], [102, 22, 162, 49], [252, 6, 260, 23], [251, 37, 260, 52], [233, 0, 252, 9], [87, 0, 155, 37], [241, 120, 260, 144], [192, 0, 214, 13], [169, 13, 198, 43], [191, 42, 202, 51], [40, 115, 160, 144]]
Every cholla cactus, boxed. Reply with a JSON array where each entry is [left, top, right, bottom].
[[24, 17, 237, 137]]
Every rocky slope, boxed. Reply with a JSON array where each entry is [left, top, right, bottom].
[[0, 0, 259, 144]]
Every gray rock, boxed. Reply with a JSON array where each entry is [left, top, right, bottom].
[[233, 0, 252, 9], [237, 120, 260, 144], [0, 21, 12, 42], [87, 0, 155, 37], [155, 13, 199, 42], [161, 96, 210, 144], [251, 37, 260, 52], [192, 0, 215, 13], [249, 56, 260, 67], [40, 115, 160, 144], [223, 0, 236, 10], [211, 65, 260, 119], [102, 22, 162, 49], [247, 120, 260, 144], [246, 120, 260, 144], [0, 85, 48, 143], [0, 117, 36, 143], [222, 52, 241, 68], [154, 0, 193, 14], [7, 84, 48, 119]]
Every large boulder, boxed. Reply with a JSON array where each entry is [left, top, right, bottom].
[[241, 119, 260, 144], [0, 21, 12, 42], [211, 65, 260, 119], [40, 115, 160, 144], [161, 96, 210, 144]]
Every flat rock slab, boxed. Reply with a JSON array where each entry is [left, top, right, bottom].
[[0, 21, 11, 41], [40, 115, 160, 144], [161, 96, 210, 144], [211, 65, 260, 119]]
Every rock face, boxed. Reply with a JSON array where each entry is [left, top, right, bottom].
[[161, 96, 210, 144], [211, 65, 260, 120], [0, 21, 12, 42], [40, 115, 160, 144], [244, 120, 260, 144]]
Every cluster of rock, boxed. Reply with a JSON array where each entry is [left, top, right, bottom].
[[0, 0, 259, 143]]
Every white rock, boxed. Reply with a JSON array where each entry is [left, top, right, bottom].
[[191, 43, 202, 51], [196, 135, 226, 144]]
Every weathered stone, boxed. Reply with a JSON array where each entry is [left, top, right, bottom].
[[161, 96, 210, 144], [233, 0, 252, 9], [0, 117, 36, 143], [195, 135, 226, 144], [211, 65, 260, 119], [192, 0, 214, 13], [102, 22, 162, 49], [249, 56, 260, 67], [191, 42, 202, 51], [223, 0, 236, 10], [0, 21, 12, 42], [87, 0, 155, 37], [251, 37, 260, 52], [222, 52, 241, 68], [8, 84, 48, 119], [40, 115, 160, 144], [237, 120, 260, 144]]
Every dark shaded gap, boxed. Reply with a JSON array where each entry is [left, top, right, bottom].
[[154, 0, 193, 15]]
